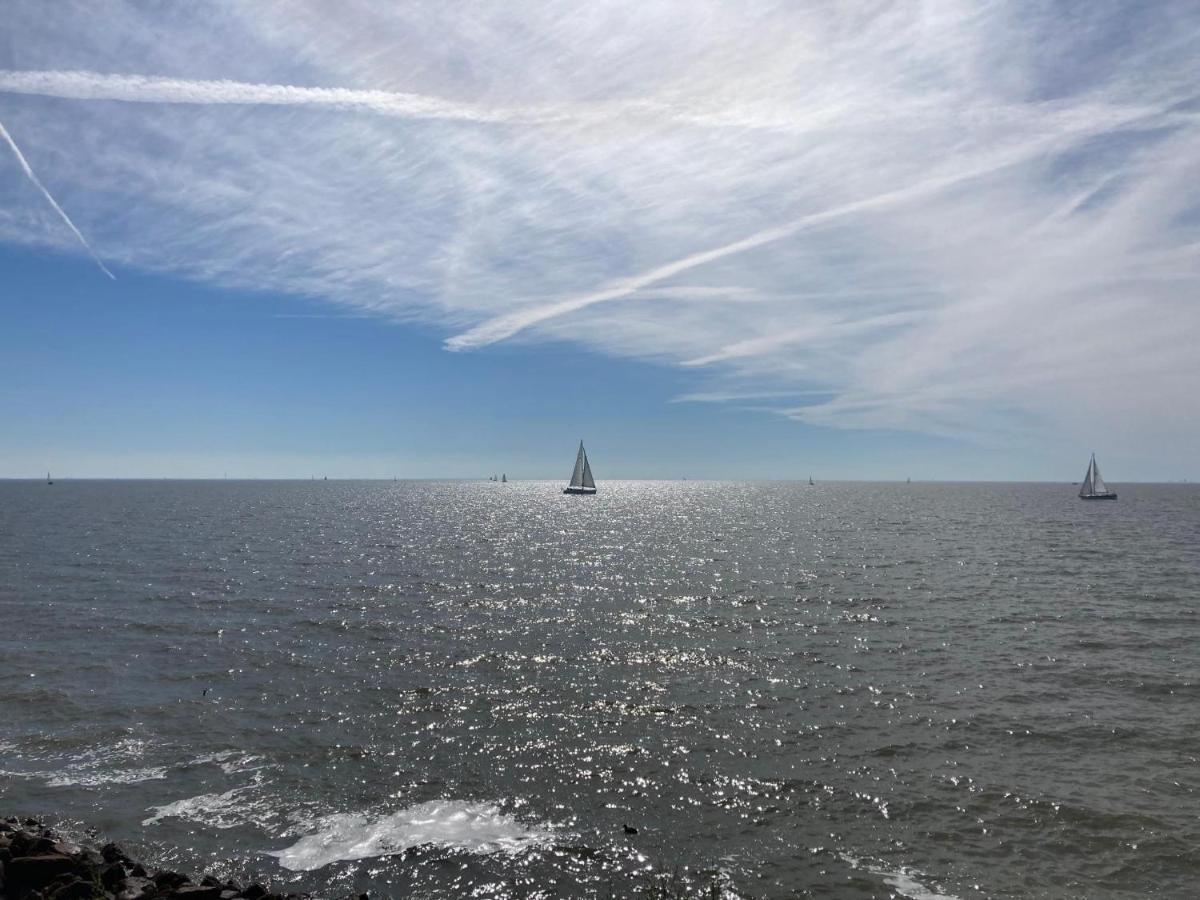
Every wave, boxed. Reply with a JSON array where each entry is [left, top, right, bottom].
[[45, 766, 168, 787], [266, 800, 555, 871], [841, 854, 962, 900]]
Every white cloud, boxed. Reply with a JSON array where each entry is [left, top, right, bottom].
[[1, 1, 1199, 465]]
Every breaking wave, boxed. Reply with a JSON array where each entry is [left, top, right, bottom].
[[267, 800, 555, 871]]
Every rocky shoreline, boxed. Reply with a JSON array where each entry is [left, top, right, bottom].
[[0, 818, 347, 900]]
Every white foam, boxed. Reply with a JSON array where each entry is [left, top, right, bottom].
[[267, 800, 555, 871], [841, 854, 962, 900], [143, 786, 250, 827], [45, 766, 168, 787]]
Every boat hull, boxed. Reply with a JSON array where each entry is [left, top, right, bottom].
[[1080, 493, 1117, 500], [563, 487, 597, 495]]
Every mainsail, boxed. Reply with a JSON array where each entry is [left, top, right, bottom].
[[1079, 453, 1115, 499], [566, 441, 597, 493], [570, 442, 586, 487]]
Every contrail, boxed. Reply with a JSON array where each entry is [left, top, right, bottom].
[[0, 118, 114, 279], [0, 69, 574, 125]]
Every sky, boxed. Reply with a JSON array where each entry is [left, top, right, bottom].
[[1, 1, 1198, 480]]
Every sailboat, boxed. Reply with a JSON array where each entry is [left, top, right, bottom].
[[46, 471, 53, 486], [563, 441, 597, 495], [501, 473, 507, 483], [1079, 453, 1117, 500], [808, 475, 814, 486]]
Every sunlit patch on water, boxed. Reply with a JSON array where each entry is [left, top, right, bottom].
[[266, 800, 557, 871]]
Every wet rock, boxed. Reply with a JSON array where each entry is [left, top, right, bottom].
[[219, 892, 239, 900], [200, 875, 223, 887], [154, 871, 190, 890], [6, 853, 81, 896], [117, 876, 159, 900], [239, 884, 267, 899], [129, 862, 149, 877], [101, 862, 127, 890], [168, 887, 222, 900], [101, 843, 132, 865], [48, 876, 101, 899]]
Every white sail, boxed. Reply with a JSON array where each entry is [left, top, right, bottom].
[[1090, 458, 1108, 494], [569, 442, 587, 487], [1079, 458, 1094, 497], [581, 455, 595, 489]]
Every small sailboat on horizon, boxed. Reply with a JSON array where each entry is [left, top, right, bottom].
[[563, 441, 597, 495], [46, 470, 53, 486], [1079, 453, 1117, 501]]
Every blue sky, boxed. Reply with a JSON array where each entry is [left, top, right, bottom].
[[2, 2, 1198, 479]]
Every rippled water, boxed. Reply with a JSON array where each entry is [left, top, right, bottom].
[[2, 480, 1198, 898]]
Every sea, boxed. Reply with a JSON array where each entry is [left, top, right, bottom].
[[1, 479, 1198, 898]]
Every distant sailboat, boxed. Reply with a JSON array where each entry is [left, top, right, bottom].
[[808, 475, 814, 486], [501, 473, 507, 483], [1079, 453, 1117, 500], [563, 441, 597, 495], [46, 470, 53, 486]]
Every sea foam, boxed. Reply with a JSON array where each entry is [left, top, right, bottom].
[[267, 800, 554, 871], [841, 854, 962, 900]]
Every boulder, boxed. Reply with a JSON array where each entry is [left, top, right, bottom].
[[101, 843, 131, 865], [5, 853, 81, 896], [154, 870, 190, 890], [168, 887, 222, 900], [101, 862, 127, 889], [48, 877, 101, 899], [117, 875, 159, 899]]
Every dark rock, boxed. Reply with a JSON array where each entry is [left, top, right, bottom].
[[6, 853, 81, 895], [101, 862, 127, 889], [48, 876, 100, 899], [130, 863, 149, 877], [32, 836, 59, 854], [219, 892, 239, 900], [168, 887, 222, 899], [200, 875, 222, 887], [118, 876, 159, 900], [239, 884, 267, 899], [10, 830, 35, 855], [154, 871, 190, 890], [101, 843, 131, 865]]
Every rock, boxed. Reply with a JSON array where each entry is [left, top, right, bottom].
[[10, 830, 35, 856], [219, 892, 239, 900], [154, 871, 190, 890], [130, 863, 149, 877], [239, 884, 267, 899], [200, 875, 223, 887], [168, 887, 222, 899], [101, 843, 131, 865], [117, 876, 159, 900], [101, 862, 127, 889], [48, 876, 101, 899], [6, 853, 81, 896]]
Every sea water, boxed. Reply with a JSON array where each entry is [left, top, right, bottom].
[[1, 479, 1198, 897]]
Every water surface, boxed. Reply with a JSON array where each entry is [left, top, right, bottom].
[[2, 480, 1198, 897]]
